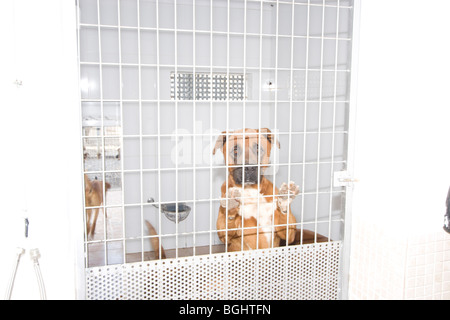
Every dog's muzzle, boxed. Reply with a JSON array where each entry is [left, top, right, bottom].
[[232, 166, 260, 185]]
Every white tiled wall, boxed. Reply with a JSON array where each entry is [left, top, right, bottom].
[[404, 231, 450, 299], [349, 215, 450, 300]]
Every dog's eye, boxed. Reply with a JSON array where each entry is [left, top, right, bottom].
[[253, 143, 264, 155], [231, 145, 241, 157]]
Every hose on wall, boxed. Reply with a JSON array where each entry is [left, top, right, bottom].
[[4, 247, 47, 300], [4, 248, 25, 300]]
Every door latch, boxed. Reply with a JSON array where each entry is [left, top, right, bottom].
[[334, 171, 358, 187]]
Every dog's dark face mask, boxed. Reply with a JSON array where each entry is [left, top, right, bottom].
[[232, 166, 260, 185]]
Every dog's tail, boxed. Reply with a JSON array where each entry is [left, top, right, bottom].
[[145, 220, 166, 259]]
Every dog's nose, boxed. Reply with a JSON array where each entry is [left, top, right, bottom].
[[232, 166, 260, 185], [244, 166, 259, 183], [245, 166, 257, 172]]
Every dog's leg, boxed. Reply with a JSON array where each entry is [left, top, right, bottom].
[[217, 187, 243, 249], [86, 209, 92, 238], [89, 207, 100, 238], [220, 187, 242, 210], [277, 181, 300, 213], [276, 182, 299, 245]]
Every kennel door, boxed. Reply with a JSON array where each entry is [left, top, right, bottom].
[[76, 0, 359, 300]]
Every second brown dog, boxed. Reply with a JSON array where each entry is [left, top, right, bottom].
[[84, 174, 111, 239]]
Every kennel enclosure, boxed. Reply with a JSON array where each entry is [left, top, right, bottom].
[[78, 0, 359, 299]]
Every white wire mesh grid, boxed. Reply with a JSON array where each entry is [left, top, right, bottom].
[[86, 241, 341, 300], [77, 0, 356, 299]]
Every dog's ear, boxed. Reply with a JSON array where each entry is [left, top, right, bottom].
[[212, 131, 228, 155], [259, 128, 280, 149]]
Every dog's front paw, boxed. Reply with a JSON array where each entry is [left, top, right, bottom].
[[229, 187, 243, 200], [279, 181, 300, 199], [278, 181, 300, 213], [220, 187, 242, 209]]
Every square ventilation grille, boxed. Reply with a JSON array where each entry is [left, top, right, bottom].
[[170, 72, 247, 101]]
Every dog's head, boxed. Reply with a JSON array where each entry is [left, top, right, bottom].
[[213, 128, 280, 186]]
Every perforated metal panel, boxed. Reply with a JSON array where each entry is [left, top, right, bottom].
[[86, 241, 341, 300], [170, 72, 246, 101]]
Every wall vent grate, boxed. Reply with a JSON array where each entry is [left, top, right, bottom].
[[170, 72, 246, 101]]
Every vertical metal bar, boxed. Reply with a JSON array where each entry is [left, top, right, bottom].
[[136, 0, 145, 263], [241, 0, 248, 252], [192, 0, 197, 257], [225, 0, 230, 254], [156, 0, 165, 260], [156, 0, 163, 262], [155, 0, 164, 300], [226, 0, 230, 105], [255, 0, 263, 251], [75, 0, 88, 298], [328, 0, 341, 242], [209, 0, 213, 256], [310, 0, 327, 299], [324, 0, 342, 298], [174, 0, 179, 259], [286, 0, 297, 245], [340, 0, 361, 301], [271, 1, 280, 249], [313, 0, 326, 244], [95, 0, 107, 266], [278, 0, 290, 300], [117, 0, 127, 264], [76, 0, 89, 272], [300, 0, 311, 246]]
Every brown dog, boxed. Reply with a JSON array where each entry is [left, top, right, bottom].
[[213, 128, 299, 251], [84, 174, 111, 239]]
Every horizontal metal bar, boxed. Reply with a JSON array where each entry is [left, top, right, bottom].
[[80, 23, 353, 42], [81, 24, 353, 43], [81, 99, 351, 104], [80, 61, 352, 73], [83, 188, 345, 211], [82, 131, 349, 139], [84, 160, 347, 176], [85, 218, 343, 245], [248, 0, 352, 9]]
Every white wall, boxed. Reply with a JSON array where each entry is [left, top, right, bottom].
[[353, 0, 450, 235], [0, 0, 82, 299], [350, 0, 450, 299]]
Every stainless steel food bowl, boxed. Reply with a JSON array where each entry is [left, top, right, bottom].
[[147, 198, 191, 223]]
